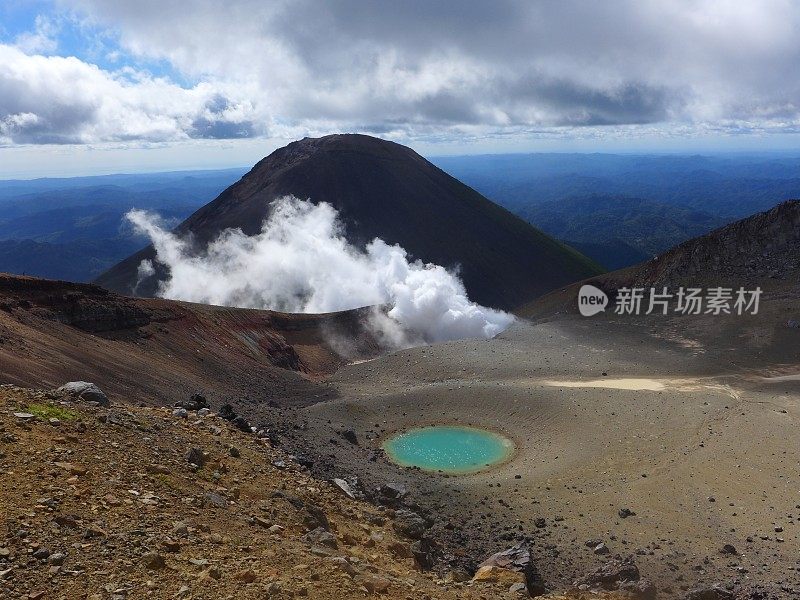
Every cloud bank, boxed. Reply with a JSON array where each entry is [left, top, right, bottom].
[[0, 45, 264, 145], [126, 196, 514, 345], [3, 1, 800, 146]]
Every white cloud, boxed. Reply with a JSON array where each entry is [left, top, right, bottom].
[[14, 15, 60, 54], [126, 196, 514, 345], [4, 1, 800, 146], [0, 44, 268, 144], [57, 0, 800, 135]]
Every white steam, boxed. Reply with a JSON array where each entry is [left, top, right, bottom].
[[126, 196, 513, 345]]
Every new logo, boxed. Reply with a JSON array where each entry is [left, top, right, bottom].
[[578, 284, 608, 316]]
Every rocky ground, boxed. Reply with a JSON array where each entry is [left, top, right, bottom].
[[0, 383, 650, 600], [255, 316, 798, 600]]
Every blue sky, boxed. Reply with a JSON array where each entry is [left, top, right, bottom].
[[3, 0, 800, 177], [0, 1, 181, 79]]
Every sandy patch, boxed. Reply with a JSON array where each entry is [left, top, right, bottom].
[[761, 373, 800, 383], [543, 378, 667, 391]]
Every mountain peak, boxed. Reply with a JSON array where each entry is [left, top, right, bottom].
[[96, 135, 602, 310]]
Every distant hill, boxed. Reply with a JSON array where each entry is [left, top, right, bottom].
[[0, 239, 144, 282], [432, 153, 800, 270], [97, 135, 602, 311], [0, 170, 244, 281], [434, 153, 800, 218], [521, 195, 727, 268], [563, 238, 650, 271]]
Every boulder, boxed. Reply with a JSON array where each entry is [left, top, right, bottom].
[[338, 428, 358, 445], [476, 542, 545, 596], [387, 541, 413, 559], [55, 381, 109, 406], [375, 483, 407, 507], [575, 555, 648, 597], [185, 447, 205, 467], [331, 478, 355, 499], [619, 578, 658, 600], [392, 509, 427, 540], [410, 537, 438, 570], [302, 527, 337, 549]]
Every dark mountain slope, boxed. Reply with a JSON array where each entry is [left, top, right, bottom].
[[521, 200, 800, 318], [96, 134, 602, 311]]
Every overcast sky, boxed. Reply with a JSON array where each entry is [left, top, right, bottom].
[[2, 0, 800, 177]]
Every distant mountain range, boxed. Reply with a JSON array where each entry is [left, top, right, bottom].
[[0, 170, 245, 281], [434, 153, 800, 269], [522, 195, 727, 269], [2, 149, 798, 284], [97, 134, 602, 311]]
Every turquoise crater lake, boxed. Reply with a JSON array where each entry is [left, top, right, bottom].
[[382, 426, 514, 474]]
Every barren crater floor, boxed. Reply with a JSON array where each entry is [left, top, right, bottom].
[[284, 317, 799, 597]]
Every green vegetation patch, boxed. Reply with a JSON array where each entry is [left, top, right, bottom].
[[25, 403, 79, 421]]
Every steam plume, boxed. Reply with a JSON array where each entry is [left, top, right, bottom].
[[126, 196, 513, 345]]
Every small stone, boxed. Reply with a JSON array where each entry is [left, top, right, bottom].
[[198, 566, 221, 580], [142, 552, 165, 570], [48, 553, 66, 566], [203, 492, 226, 508], [235, 569, 257, 583], [186, 447, 205, 467], [173, 408, 188, 419], [392, 510, 427, 540], [253, 516, 272, 529], [32, 548, 50, 560], [328, 557, 357, 576], [360, 575, 390, 594], [388, 542, 413, 559], [103, 494, 122, 507], [719, 544, 737, 555], [593, 542, 610, 555], [54, 462, 87, 476], [302, 527, 337, 549], [509, 582, 528, 595], [338, 428, 358, 445], [331, 478, 355, 499], [618, 507, 636, 518], [445, 569, 471, 583]]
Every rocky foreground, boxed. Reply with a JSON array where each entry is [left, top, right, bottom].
[[0, 383, 662, 600]]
